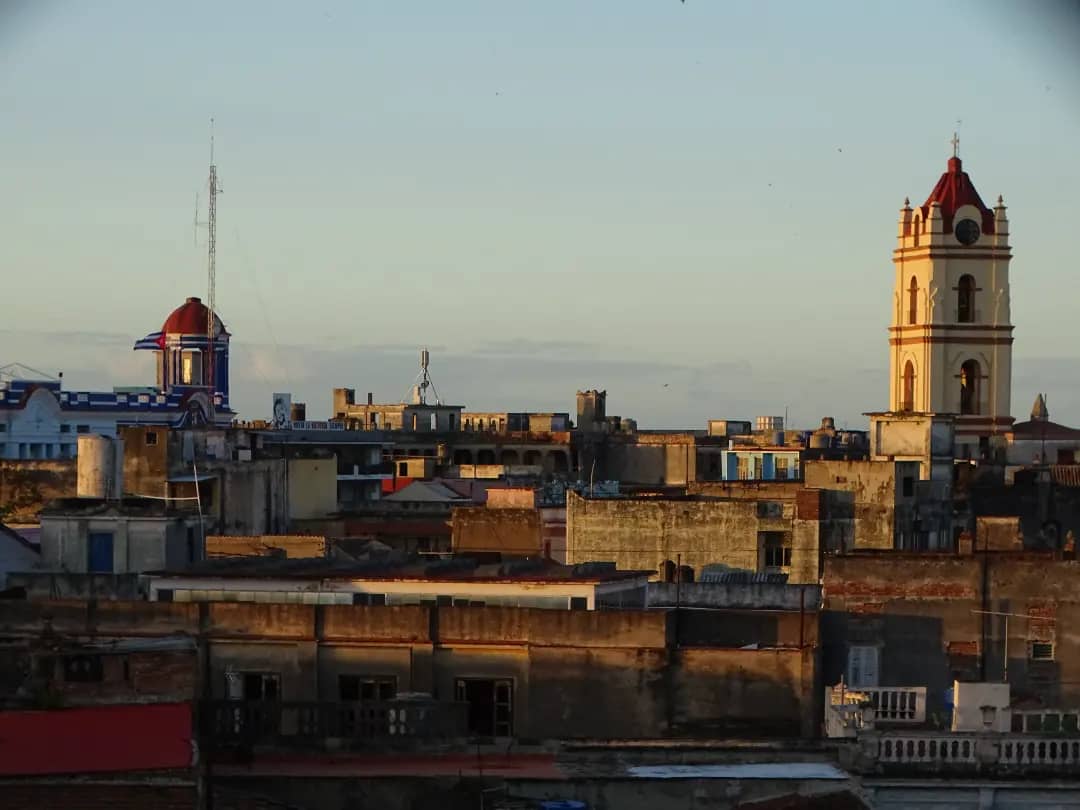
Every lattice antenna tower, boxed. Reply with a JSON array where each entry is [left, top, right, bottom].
[[197, 119, 222, 399]]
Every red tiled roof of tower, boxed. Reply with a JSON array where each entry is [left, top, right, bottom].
[[921, 156, 995, 235]]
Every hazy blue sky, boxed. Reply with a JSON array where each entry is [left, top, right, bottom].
[[2, 1, 1079, 428]]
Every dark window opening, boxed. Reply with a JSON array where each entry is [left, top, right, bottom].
[[902, 476, 914, 497], [145, 430, 158, 446], [902, 361, 916, 411], [761, 532, 792, 569], [339, 675, 396, 702], [907, 276, 918, 324], [63, 655, 104, 683], [455, 678, 512, 737], [228, 672, 281, 701], [569, 596, 588, 610], [1031, 642, 1055, 662], [957, 274, 976, 323], [960, 359, 982, 415]]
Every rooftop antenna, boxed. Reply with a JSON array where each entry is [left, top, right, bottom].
[[407, 347, 441, 405], [196, 119, 222, 406]]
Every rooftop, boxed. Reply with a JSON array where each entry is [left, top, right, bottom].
[[153, 554, 652, 584]]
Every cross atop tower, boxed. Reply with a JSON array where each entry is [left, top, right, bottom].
[[951, 131, 960, 158]]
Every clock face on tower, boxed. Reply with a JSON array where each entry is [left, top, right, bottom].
[[955, 218, 980, 246]]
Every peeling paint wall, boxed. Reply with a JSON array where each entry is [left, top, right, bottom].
[[564, 491, 822, 583]]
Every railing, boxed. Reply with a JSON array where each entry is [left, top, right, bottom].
[[880, 734, 977, 765], [201, 699, 468, 747], [875, 733, 1080, 770], [866, 687, 926, 723], [825, 685, 926, 725]]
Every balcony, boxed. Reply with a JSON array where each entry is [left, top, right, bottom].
[[866, 686, 926, 723], [871, 732, 1080, 772], [337, 461, 394, 480], [200, 699, 468, 749]]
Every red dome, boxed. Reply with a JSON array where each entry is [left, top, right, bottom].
[[162, 297, 227, 337], [921, 156, 995, 236]]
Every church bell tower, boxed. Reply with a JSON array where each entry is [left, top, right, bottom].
[[889, 140, 1014, 454]]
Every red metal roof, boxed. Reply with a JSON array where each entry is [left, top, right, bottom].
[[921, 156, 995, 235], [162, 296, 228, 337], [0, 703, 192, 776]]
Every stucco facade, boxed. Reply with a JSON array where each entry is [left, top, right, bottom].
[[888, 155, 1013, 452]]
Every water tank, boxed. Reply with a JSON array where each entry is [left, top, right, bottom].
[[77, 434, 124, 499], [756, 415, 784, 433]]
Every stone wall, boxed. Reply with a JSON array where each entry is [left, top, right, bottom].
[[450, 507, 540, 555], [565, 491, 822, 584], [0, 460, 75, 521]]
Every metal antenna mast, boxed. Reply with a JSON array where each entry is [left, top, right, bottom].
[[205, 119, 221, 400]]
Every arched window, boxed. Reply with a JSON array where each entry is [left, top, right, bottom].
[[960, 360, 981, 415], [907, 277, 919, 324], [902, 361, 916, 411], [957, 275, 976, 323], [912, 215, 921, 247]]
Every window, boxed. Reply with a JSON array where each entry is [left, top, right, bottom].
[[226, 672, 280, 701], [902, 476, 914, 497], [58, 424, 69, 433], [960, 360, 981, 415], [761, 532, 792, 569], [145, 430, 158, 446], [63, 655, 104, 683], [846, 645, 880, 688], [87, 532, 114, 573], [0, 424, 6, 433], [775, 456, 790, 480], [455, 678, 513, 737], [737, 455, 751, 480], [76, 424, 90, 434], [352, 593, 386, 605], [907, 276, 919, 324], [902, 361, 916, 411], [398, 461, 408, 476], [957, 274, 976, 323], [339, 675, 396, 702], [1031, 641, 1055, 662], [180, 350, 202, 385], [757, 501, 783, 518], [569, 596, 588, 610]]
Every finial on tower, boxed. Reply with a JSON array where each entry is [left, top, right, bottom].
[[951, 131, 960, 158], [903, 196, 910, 207], [997, 194, 1004, 206]]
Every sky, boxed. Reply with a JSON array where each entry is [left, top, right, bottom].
[[2, 0, 1079, 429]]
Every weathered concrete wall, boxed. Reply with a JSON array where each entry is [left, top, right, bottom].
[[450, 507, 540, 555], [823, 552, 1080, 720], [649, 581, 822, 611], [288, 458, 337, 521], [206, 534, 327, 559], [119, 425, 168, 499], [976, 516, 1023, 551], [0, 460, 75, 521], [0, 599, 820, 741], [565, 491, 821, 584], [688, 480, 804, 500], [604, 436, 696, 486], [805, 460, 906, 551]]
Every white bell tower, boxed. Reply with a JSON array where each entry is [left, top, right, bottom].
[[888, 141, 1014, 455]]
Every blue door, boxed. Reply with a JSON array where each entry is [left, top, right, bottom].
[[87, 532, 114, 573]]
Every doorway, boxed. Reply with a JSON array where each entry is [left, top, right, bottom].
[[455, 678, 513, 737]]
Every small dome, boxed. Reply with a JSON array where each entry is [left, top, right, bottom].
[[162, 297, 227, 337]]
